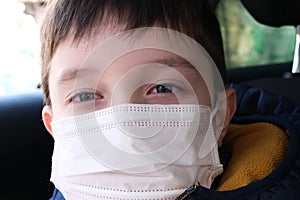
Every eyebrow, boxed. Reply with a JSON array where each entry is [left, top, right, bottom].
[[151, 56, 194, 69], [57, 56, 194, 84], [57, 68, 96, 84]]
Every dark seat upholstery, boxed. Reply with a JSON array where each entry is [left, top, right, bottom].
[[241, 0, 300, 26], [227, 62, 300, 105], [0, 92, 54, 200]]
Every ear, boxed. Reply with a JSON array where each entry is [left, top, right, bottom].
[[217, 87, 236, 147], [42, 105, 53, 135]]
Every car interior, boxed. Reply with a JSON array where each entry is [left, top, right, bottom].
[[227, 0, 300, 105], [0, 0, 299, 199]]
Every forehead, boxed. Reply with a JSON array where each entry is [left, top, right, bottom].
[[50, 40, 194, 83], [50, 28, 200, 83], [52, 28, 212, 68]]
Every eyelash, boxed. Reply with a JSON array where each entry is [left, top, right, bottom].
[[69, 91, 102, 103], [68, 83, 181, 103], [149, 84, 174, 94]]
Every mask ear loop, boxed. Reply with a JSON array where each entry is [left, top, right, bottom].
[[197, 100, 224, 188], [198, 96, 222, 163]]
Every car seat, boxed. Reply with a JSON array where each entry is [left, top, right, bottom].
[[0, 92, 54, 200]]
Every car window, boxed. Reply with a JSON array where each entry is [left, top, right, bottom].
[[0, 0, 42, 95], [216, 0, 296, 68]]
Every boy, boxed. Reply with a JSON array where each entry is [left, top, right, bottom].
[[41, 0, 300, 199]]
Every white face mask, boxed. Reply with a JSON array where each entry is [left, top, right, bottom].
[[50, 104, 223, 200]]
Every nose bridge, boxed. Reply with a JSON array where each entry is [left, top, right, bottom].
[[109, 83, 146, 105], [128, 88, 146, 104], [102, 60, 154, 106]]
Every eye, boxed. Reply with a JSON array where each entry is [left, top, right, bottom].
[[150, 84, 173, 94], [72, 92, 102, 103]]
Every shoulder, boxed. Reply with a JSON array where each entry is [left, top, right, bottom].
[[187, 84, 300, 199]]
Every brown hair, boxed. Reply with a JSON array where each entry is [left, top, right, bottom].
[[40, 0, 226, 105]]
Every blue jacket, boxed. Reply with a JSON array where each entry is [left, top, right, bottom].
[[50, 84, 300, 200]]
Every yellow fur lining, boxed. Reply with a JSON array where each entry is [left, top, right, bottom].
[[217, 122, 289, 191]]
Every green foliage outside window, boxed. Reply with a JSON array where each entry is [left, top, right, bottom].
[[216, 0, 296, 68]]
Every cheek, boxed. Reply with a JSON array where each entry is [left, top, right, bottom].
[[189, 78, 211, 106], [195, 87, 211, 106], [144, 94, 180, 104], [48, 76, 72, 120]]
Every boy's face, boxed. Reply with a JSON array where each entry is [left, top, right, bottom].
[[43, 28, 235, 178], [46, 30, 211, 122], [42, 27, 236, 149]]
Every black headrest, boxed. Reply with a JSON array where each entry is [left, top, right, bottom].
[[241, 0, 300, 26], [0, 92, 54, 199]]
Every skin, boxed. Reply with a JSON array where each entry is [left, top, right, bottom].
[[42, 27, 237, 147]]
